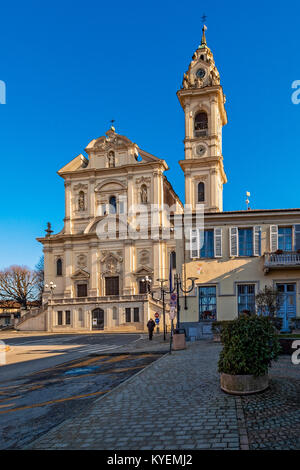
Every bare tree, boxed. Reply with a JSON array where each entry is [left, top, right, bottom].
[[255, 286, 283, 317], [0, 265, 39, 309], [35, 256, 44, 305]]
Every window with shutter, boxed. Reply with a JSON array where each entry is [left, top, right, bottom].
[[200, 230, 214, 258], [214, 228, 222, 258], [230, 227, 238, 257], [270, 225, 278, 252]]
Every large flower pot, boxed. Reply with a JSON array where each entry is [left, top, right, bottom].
[[220, 372, 269, 395]]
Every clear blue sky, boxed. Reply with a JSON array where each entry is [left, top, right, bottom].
[[0, 0, 300, 270]]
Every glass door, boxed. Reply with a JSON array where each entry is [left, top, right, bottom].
[[276, 283, 296, 332]]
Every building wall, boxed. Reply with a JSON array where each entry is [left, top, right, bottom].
[[177, 214, 300, 324]]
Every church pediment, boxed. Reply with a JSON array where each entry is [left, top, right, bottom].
[[95, 180, 127, 193], [71, 268, 90, 280], [133, 265, 154, 276]]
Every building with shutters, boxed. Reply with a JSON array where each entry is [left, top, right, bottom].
[[17, 25, 300, 334], [175, 26, 300, 337]]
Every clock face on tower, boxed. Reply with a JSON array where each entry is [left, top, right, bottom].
[[196, 145, 206, 156], [196, 68, 206, 79]]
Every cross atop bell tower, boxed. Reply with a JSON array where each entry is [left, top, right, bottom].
[[177, 25, 227, 212]]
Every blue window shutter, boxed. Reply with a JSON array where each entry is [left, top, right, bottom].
[[214, 228, 222, 258], [230, 227, 238, 257], [270, 225, 278, 252], [190, 229, 199, 258], [253, 226, 261, 256], [294, 225, 300, 251]]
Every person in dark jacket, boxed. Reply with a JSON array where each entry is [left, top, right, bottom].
[[147, 318, 156, 340]]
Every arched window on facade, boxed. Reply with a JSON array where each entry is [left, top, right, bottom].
[[109, 195, 117, 214], [198, 182, 205, 202], [108, 151, 115, 168], [194, 112, 208, 137], [56, 258, 62, 276]]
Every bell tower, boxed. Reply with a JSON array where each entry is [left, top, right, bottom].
[[177, 25, 227, 212]]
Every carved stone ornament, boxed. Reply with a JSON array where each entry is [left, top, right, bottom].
[[139, 250, 150, 266], [73, 183, 88, 191], [135, 176, 151, 186], [100, 251, 123, 275], [77, 254, 87, 269]]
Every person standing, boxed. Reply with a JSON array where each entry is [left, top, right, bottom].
[[147, 318, 155, 340]]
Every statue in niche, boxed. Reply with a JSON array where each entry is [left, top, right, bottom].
[[78, 191, 85, 211], [108, 151, 115, 168], [140, 184, 148, 204]]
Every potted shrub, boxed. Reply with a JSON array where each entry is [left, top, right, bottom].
[[218, 315, 281, 395]]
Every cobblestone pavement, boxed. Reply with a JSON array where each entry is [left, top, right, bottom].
[[29, 341, 241, 450], [241, 356, 300, 450], [27, 340, 300, 450]]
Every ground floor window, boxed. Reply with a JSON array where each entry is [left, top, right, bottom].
[[133, 307, 139, 322], [65, 310, 71, 325], [57, 311, 63, 325], [125, 308, 131, 322], [237, 284, 256, 315], [276, 283, 296, 331], [199, 286, 217, 320]]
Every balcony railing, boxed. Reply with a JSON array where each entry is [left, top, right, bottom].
[[264, 251, 300, 273], [49, 294, 149, 305]]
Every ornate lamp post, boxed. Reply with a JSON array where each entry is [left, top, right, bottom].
[[174, 274, 198, 329], [45, 281, 56, 331], [141, 276, 169, 341]]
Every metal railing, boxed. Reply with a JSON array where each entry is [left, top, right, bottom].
[[264, 251, 300, 268]]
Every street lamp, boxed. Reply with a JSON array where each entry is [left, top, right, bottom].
[[45, 281, 56, 331], [174, 274, 197, 329], [141, 277, 169, 341]]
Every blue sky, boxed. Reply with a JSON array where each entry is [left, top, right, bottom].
[[0, 0, 300, 270]]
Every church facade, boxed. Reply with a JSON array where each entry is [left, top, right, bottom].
[[17, 26, 300, 333]]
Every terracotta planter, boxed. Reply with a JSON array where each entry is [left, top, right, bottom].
[[220, 372, 269, 395]]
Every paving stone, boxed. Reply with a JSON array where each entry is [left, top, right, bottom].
[[26, 340, 300, 451]]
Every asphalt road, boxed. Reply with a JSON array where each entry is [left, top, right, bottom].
[[0, 333, 162, 449]]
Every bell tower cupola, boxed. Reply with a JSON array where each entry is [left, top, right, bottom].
[[177, 24, 227, 212]]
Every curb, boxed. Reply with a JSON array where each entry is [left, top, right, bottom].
[[235, 396, 250, 450]]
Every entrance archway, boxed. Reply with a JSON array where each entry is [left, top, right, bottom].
[[92, 308, 104, 330]]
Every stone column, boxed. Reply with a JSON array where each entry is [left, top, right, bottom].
[[89, 177, 95, 219], [64, 180, 72, 234], [89, 242, 99, 296], [64, 244, 73, 298], [123, 241, 134, 295]]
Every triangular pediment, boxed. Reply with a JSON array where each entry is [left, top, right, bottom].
[[71, 268, 90, 280], [133, 265, 154, 276]]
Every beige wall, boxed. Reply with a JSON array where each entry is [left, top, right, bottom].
[[177, 214, 300, 323]]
